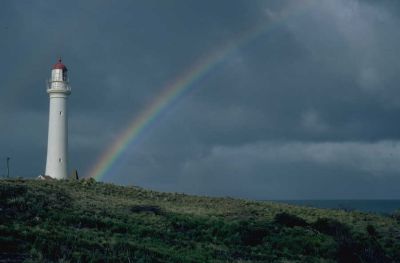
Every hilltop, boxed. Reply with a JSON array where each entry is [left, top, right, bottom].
[[1, 178, 399, 262]]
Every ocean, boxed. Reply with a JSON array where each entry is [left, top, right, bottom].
[[274, 200, 400, 214]]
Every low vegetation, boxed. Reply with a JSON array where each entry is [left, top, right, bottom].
[[1, 178, 399, 262]]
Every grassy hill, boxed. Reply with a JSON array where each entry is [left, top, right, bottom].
[[1, 178, 399, 262]]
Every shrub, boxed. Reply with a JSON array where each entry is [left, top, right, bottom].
[[336, 237, 390, 263], [312, 218, 350, 239], [274, 212, 308, 228], [238, 221, 270, 246], [312, 219, 390, 263], [82, 177, 96, 186], [391, 210, 400, 222], [0, 184, 27, 200], [130, 205, 164, 215], [366, 224, 378, 238]]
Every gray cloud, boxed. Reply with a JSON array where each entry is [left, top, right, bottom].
[[177, 140, 400, 199]]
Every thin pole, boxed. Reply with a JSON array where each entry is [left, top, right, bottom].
[[6, 157, 10, 178]]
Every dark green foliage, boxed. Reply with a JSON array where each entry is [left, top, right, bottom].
[[392, 210, 400, 222], [274, 212, 308, 228], [0, 183, 27, 199], [130, 205, 164, 215], [311, 218, 390, 263], [237, 220, 270, 246], [312, 218, 351, 238], [366, 224, 378, 237], [335, 236, 389, 263], [0, 179, 399, 262]]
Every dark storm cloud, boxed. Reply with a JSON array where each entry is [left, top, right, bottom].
[[1, 0, 400, 198]]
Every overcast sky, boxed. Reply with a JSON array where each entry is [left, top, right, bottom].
[[1, 0, 400, 199]]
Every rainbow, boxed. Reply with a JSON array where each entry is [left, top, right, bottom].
[[86, 0, 314, 180]]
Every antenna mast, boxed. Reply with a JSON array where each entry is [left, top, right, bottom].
[[6, 157, 10, 178]]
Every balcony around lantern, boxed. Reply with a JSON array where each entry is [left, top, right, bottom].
[[46, 79, 71, 95]]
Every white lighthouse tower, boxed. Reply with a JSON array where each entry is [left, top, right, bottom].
[[44, 58, 71, 179]]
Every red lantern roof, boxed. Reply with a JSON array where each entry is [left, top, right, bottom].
[[53, 58, 67, 71]]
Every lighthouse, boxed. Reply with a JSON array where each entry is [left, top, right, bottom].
[[44, 58, 71, 179]]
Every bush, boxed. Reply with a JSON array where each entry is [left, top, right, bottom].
[[0, 184, 27, 200], [366, 224, 378, 238], [391, 210, 400, 222], [274, 212, 308, 228], [312, 218, 390, 263], [130, 205, 164, 215], [238, 221, 270, 246], [312, 218, 350, 239]]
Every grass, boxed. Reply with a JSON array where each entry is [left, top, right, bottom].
[[1, 178, 399, 262]]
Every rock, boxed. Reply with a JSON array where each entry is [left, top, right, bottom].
[[37, 175, 53, 180]]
